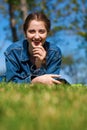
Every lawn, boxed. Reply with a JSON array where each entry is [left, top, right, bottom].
[[0, 82, 87, 130]]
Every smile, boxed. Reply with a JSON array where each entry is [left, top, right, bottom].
[[33, 40, 41, 46]]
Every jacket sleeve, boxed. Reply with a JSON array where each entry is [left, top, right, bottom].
[[4, 52, 31, 83]]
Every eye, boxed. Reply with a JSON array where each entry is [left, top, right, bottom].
[[39, 29, 46, 34], [28, 29, 35, 34]]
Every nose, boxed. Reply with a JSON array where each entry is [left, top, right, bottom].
[[34, 32, 40, 39]]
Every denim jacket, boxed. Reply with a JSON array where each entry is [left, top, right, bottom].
[[4, 39, 62, 83]]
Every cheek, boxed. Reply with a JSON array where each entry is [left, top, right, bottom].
[[26, 33, 33, 40], [43, 34, 47, 39]]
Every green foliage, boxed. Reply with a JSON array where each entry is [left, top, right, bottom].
[[0, 82, 87, 130], [26, 0, 36, 10], [6, 0, 19, 5], [62, 56, 74, 66]]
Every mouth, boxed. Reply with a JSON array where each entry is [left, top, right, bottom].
[[32, 41, 42, 46]]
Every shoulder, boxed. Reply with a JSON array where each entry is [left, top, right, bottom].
[[45, 41, 62, 55], [5, 39, 26, 55]]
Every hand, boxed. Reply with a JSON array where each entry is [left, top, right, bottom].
[[31, 74, 61, 85], [33, 46, 46, 68]]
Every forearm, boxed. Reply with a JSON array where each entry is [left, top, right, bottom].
[[6, 74, 31, 83], [31, 74, 61, 85]]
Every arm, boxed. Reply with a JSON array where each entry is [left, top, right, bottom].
[[31, 46, 62, 85], [5, 52, 31, 83], [31, 74, 61, 85], [32, 45, 62, 74]]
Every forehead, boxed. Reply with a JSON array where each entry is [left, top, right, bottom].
[[28, 20, 46, 29]]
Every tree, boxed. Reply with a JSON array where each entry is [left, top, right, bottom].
[[20, 0, 28, 21], [5, 0, 35, 42], [8, 0, 18, 42]]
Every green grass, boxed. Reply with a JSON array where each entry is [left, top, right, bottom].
[[0, 82, 87, 130]]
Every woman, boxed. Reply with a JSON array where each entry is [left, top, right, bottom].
[[4, 12, 62, 85]]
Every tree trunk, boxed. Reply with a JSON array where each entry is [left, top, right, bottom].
[[20, 0, 28, 21], [8, 2, 18, 42]]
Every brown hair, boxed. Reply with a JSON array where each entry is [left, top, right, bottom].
[[23, 12, 51, 34]]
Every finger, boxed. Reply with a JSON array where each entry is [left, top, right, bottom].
[[33, 47, 46, 56], [33, 49, 42, 55], [52, 78, 62, 84], [33, 46, 45, 52], [33, 54, 43, 59], [33, 45, 44, 49], [33, 52, 42, 57], [33, 50, 46, 60], [50, 74, 61, 78], [34, 55, 41, 60], [33, 48, 42, 52]]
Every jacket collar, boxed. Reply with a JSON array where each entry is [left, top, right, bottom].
[[20, 39, 30, 62]]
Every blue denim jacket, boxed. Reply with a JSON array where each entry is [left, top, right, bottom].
[[4, 39, 62, 83]]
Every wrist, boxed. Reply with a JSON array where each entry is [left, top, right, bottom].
[[31, 75, 36, 80], [31, 76, 40, 83]]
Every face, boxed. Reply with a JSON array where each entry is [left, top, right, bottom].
[[25, 20, 48, 52]]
